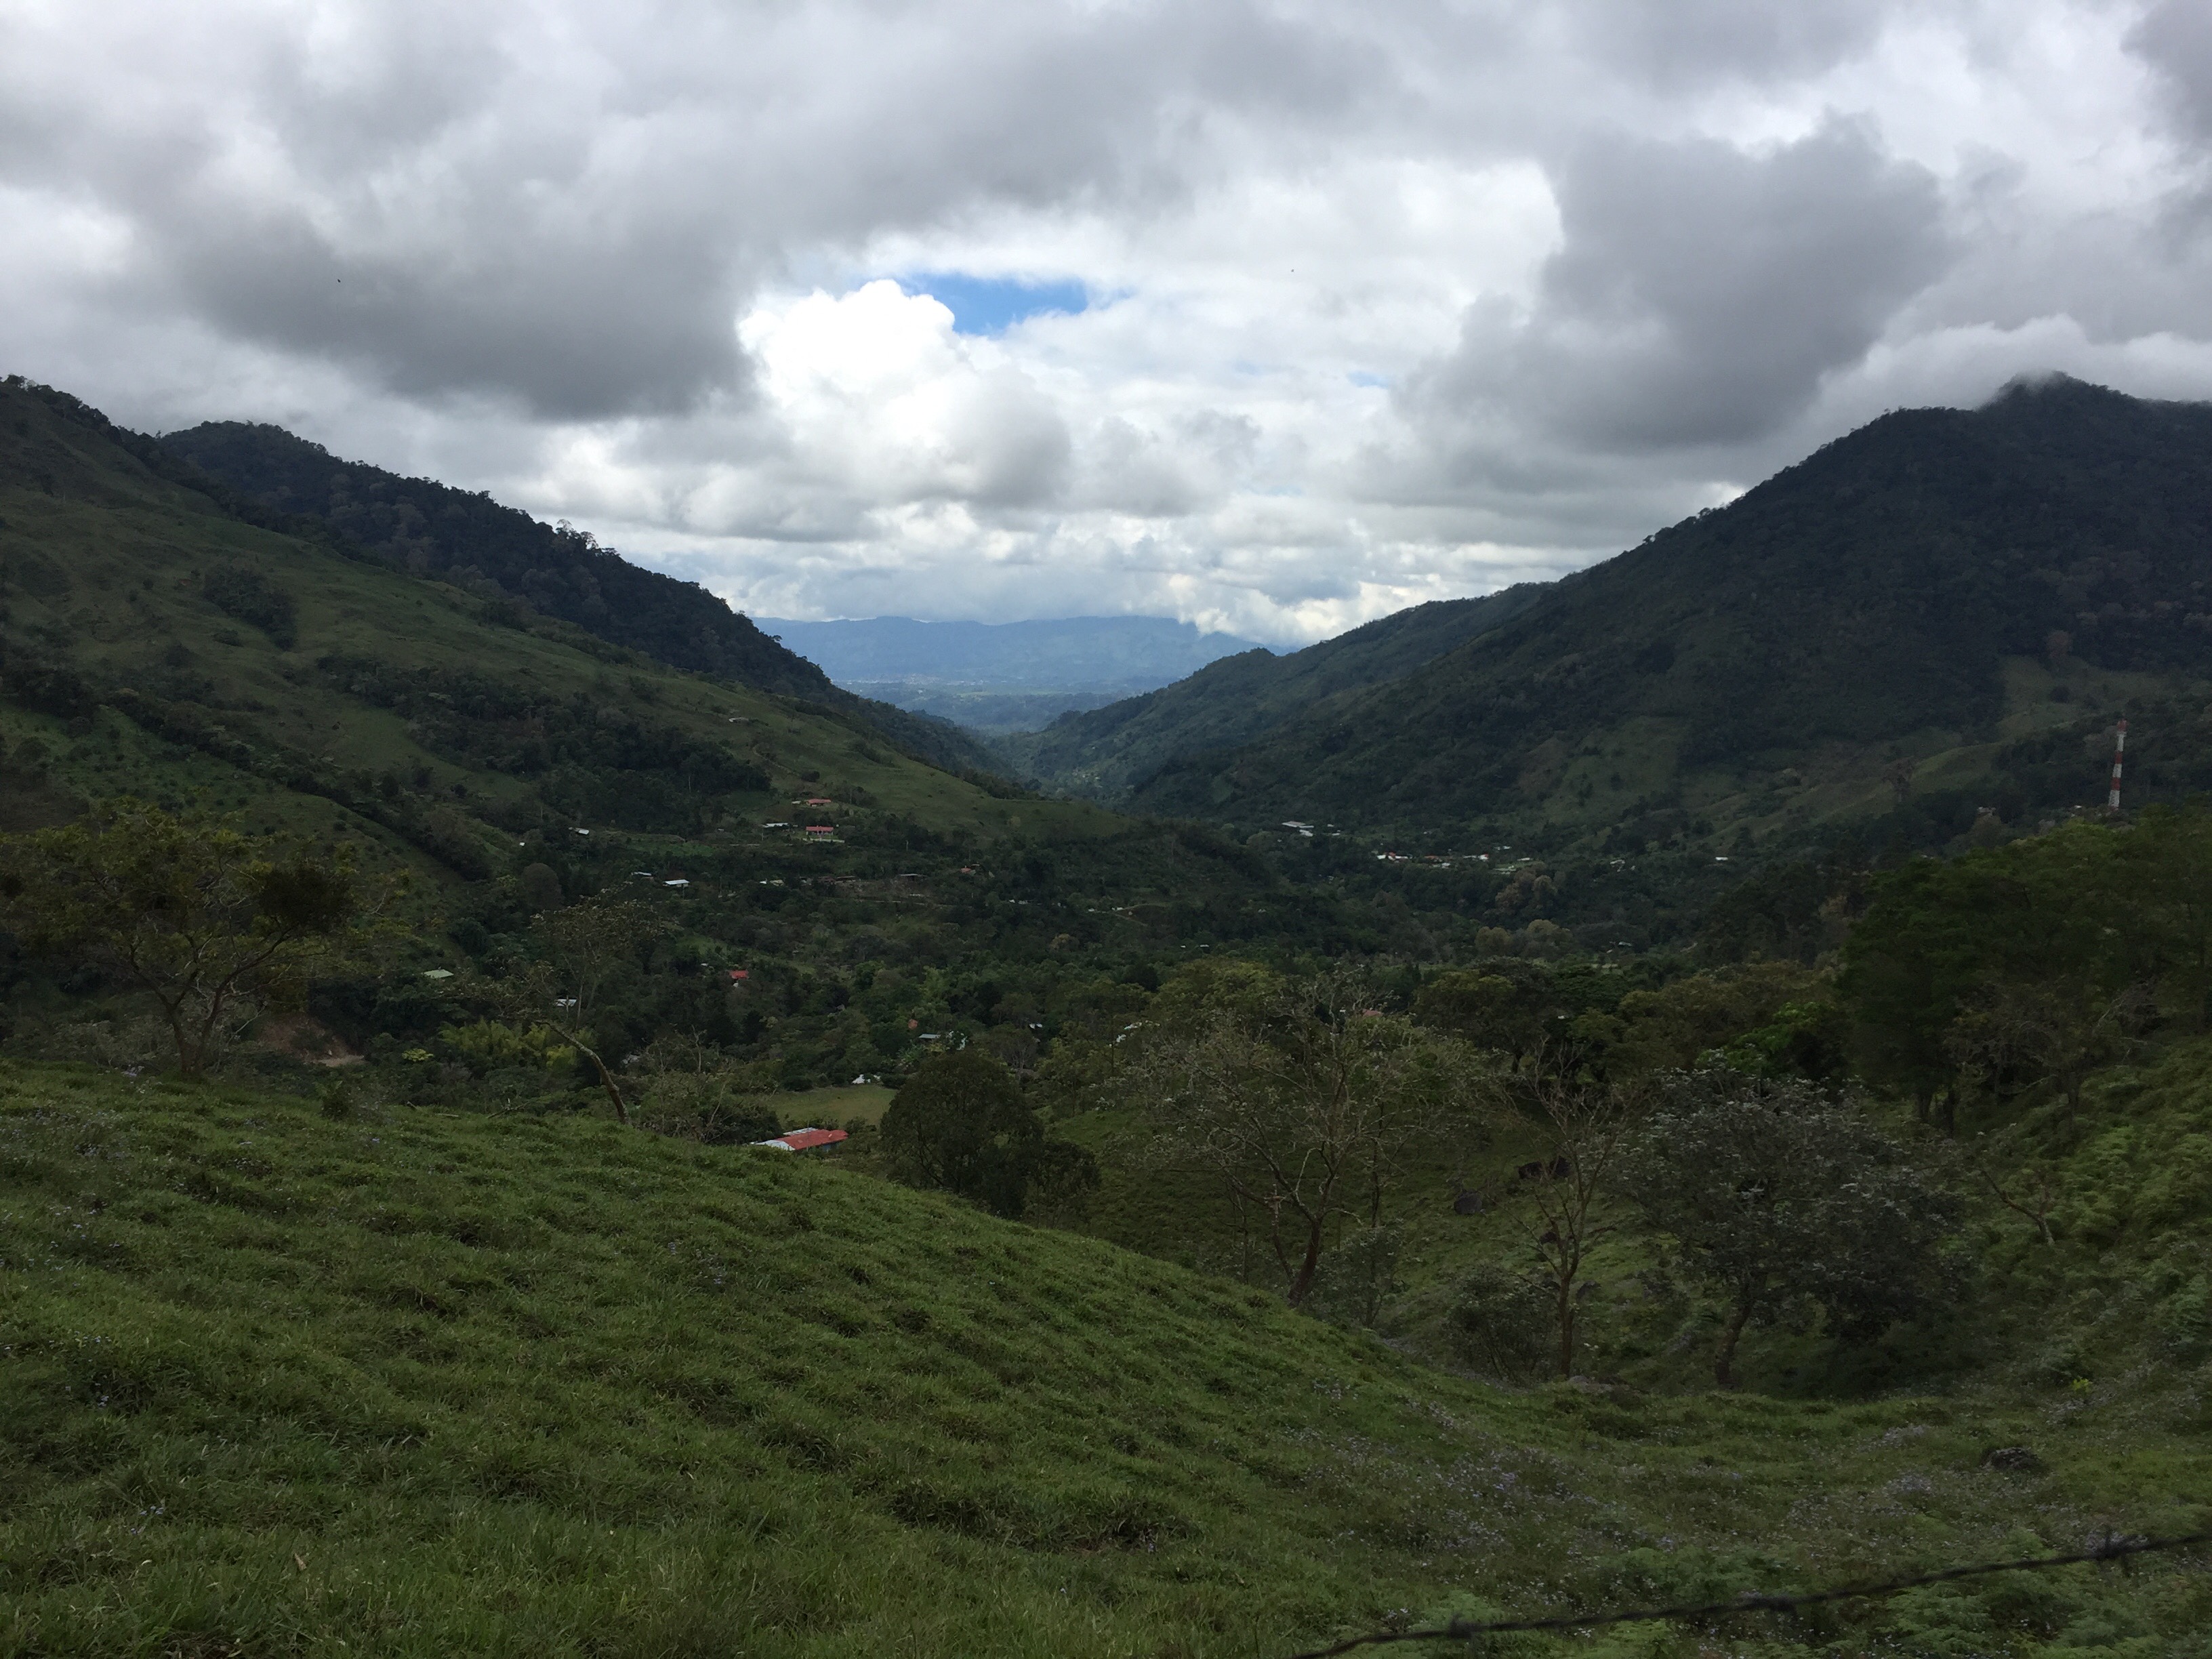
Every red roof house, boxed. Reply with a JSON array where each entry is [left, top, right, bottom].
[[752, 1127, 848, 1153]]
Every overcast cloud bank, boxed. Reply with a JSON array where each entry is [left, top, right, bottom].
[[5, 0, 2211, 643]]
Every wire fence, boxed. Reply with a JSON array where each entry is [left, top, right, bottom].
[[1288, 1528, 2212, 1658]]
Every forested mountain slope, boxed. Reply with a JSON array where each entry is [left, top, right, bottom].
[[998, 584, 1548, 799], [0, 373, 1326, 1091], [159, 419, 998, 775], [1111, 377, 2212, 843], [0, 376, 1091, 880]]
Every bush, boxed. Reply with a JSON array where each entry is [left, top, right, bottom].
[[201, 565, 298, 647], [440, 1021, 576, 1074], [1448, 1261, 1554, 1383], [652, 1095, 781, 1146]]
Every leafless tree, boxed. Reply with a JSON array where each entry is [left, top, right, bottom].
[[1511, 1065, 1632, 1378], [468, 898, 662, 1122]]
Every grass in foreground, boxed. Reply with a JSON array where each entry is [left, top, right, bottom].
[[3, 1061, 2208, 1657]]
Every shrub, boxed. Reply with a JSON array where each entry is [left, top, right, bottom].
[[1448, 1261, 1554, 1383], [440, 1020, 576, 1074], [201, 564, 298, 647]]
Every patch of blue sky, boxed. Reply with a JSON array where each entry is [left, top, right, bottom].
[[896, 272, 1088, 336], [1348, 371, 1391, 388]]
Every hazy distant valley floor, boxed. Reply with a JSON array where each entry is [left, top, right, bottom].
[[844, 680, 1130, 736]]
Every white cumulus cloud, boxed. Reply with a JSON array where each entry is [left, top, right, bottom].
[[4, 0, 2212, 643]]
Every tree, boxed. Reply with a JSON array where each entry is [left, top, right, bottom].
[[0, 799, 373, 1078], [1618, 1070, 1959, 1388], [1513, 1070, 1630, 1378], [1837, 857, 1994, 1126], [466, 897, 662, 1122], [1587, 962, 1832, 1083], [1840, 819, 2171, 1131], [1973, 1130, 2062, 1246], [2116, 805, 2212, 1033], [1415, 966, 1560, 1069], [1944, 976, 2152, 1123], [880, 1048, 1095, 1219], [1885, 757, 1917, 806], [1133, 964, 1478, 1307]]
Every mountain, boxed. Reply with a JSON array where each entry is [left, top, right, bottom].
[[757, 613, 1262, 693], [157, 421, 999, 776], [0, 376, 1088, 878], [1031, 377, 2212, 852], [853, 687, 1130, 735], [998, 585, 1549, 798], [756, 614, 1265, 735]]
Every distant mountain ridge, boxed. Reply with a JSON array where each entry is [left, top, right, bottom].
[[157, 422, 998, 776], [1015, 376, 2212, 853], [756, 615, 1263, 693]]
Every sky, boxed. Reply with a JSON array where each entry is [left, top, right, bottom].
[[6, 1, 2212, 646]]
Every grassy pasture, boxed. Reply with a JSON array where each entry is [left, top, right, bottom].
[[780, 1081, 898, 1126], [4, 1061, 2209, 1656]]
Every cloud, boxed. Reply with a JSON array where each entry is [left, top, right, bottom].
[[732, 280, 1071, 515], [1559, 0, 1898, 91], [5, 0, 2212, 643], [1412, 120, 1951, 453], [2131, 0, 2212, 148], [0, 0, 1396, 419]]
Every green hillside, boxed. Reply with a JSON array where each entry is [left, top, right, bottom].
[[12, 372, 2212, 1659], [0, 375, 1355, 1088], [1024, 378, 2212, 856], [6, 1058, 2209, 1657], [998, 586, 1547, 800], [0, 375, 1090, 884], [157, 417, 1000, 777]]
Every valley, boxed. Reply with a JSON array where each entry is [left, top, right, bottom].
[[7, 372, 2212, 1656]]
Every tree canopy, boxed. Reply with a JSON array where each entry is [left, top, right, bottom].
[[1619, 1070, 1960, 1387], [1838, 806, 2212, 1127], [0, 800, 373, 1077], [1130, 963, 1480, 1307], [880, 1048, 1096, 1221]]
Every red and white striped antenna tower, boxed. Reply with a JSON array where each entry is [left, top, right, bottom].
[[2108, 718, 2128, 813]]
